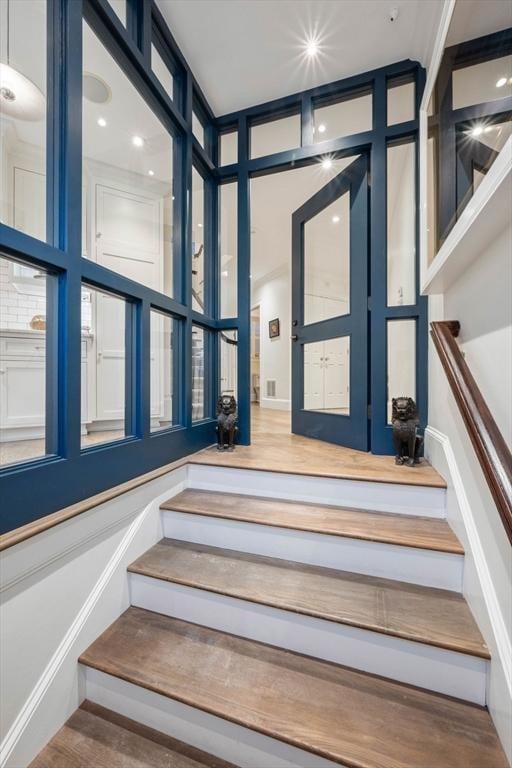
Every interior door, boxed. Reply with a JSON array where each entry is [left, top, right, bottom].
[[291, 155, 368, 450]]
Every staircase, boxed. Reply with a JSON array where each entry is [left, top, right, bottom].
[[30, 467, 508, 768]]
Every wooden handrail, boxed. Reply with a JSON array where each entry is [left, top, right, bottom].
[[430, 321, 512, 543]]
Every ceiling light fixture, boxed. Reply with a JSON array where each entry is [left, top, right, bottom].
[[0, 0, 45, 122], [332, 215, 340, 223], [148, 170, 154, 176], [198, 223, 203, 228], [305, 37, 320, 58], [496, 77, 507, 88], [318, 124, 326, 134], [97, 117, 107, 127], [322, 158, 333, 170], [132, 135, 144, 147], [470, 125, 484, 137]]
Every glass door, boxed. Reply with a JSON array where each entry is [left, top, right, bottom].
[[291, 156, 369, 450]]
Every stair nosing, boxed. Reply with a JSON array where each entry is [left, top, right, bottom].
[[188, 457, 448, 489], [128, 540, 489, 660], [161, 492, 464, 555]]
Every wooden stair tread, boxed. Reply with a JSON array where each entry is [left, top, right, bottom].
[[79, 608, 506, 768], [162, 489, 463, 553], [128, 539, 487, 658], [29, 701, 236, 768]]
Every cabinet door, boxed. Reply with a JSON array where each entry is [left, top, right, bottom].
[[13, 167, 45, 241], [323, 337, 349, 411], [0, 360, 45, 428], [95, 183, 163, 291], [95, 294, 125, 421], [303, 341, 324, 411]]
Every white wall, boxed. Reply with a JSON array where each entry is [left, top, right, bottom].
[[252, 268, 291, 410], [426, 222, 512, 763], [0, 465, 187, 768]]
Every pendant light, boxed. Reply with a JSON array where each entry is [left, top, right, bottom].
[[0, 0, 45, 122]]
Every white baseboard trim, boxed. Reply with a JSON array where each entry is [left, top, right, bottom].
[[83, 666, 343, 768], [0, 472, 187, 768], [162, 509, 463, 591], [129, 574, 487, 704], [259, 398, 291, 411], [425, 427, 512, 745], [187, 464, 446, 518]]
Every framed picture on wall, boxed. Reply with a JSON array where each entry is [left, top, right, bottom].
[[268, 318, 280, 338]]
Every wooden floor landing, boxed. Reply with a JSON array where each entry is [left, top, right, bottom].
[[192, 407, 446, 488]]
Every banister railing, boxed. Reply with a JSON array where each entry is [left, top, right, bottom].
[[430, 321, 512, 543]]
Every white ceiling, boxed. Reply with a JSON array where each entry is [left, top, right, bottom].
[[156, 0, 444, 115]]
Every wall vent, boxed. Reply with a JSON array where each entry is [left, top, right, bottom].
[[266, 379, 276, 398]]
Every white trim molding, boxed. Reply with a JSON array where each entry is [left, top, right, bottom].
[[425, 427, 512, 711]]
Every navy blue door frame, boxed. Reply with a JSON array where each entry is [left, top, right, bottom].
[[0, 0, 427, 534], [291, 156, 369, 451], [218, 60, 427, 456]]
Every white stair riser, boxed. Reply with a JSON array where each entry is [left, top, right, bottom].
[[129, 574, 488, 705], [162, 510, 463, 591], [187, 465, 446, 518], [83, 667, 339, 768]]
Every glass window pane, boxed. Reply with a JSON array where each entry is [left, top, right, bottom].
[[427, 134, 437, 265], [304, 337, 350, 414], [387, 319, 416, 423], [313, 92, 372, 143], [220, 329, 237, 397], [220, 130, 238, 165], [304, 193, 350, 326], [193, 110, 205, 148], [192, 325, 206, 421], [0, 0, 47, 242], [81, 284, 126, 448], [82, 21, 175, 296], [250, 113, 301, 159], [387, 141, 416, 307], [452, 55, 512, 110], [106, 0, 126, 25], [192, 167, 205, 312], [0, 255, 51, 466], [220, 182, 237, 318], [150, 311, 177, 431], [387, 80, 415, 126], [151, 43, 173, 101]]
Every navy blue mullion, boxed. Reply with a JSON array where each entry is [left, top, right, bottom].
[[236, 115, 251, 445]]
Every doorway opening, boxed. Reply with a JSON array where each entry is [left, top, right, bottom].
[[250, 154, 361, 444]]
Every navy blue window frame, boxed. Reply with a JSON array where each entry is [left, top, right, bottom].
[[432, 28, 512, 246], [217, 59, 427, 455], [0, 0, 221, 534], [0, 1, 426, 535]]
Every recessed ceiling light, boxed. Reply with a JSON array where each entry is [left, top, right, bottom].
[[97, 117, 107, 127], [305, 37, 319, 58], [148, 169, 154, 176], [198, 223, 203, 228], [496, 77, 507, 88], [132, 135, 144, 147], [221, 270, 228, 277], [322, 158, 333, 170], [318, 123, 326, 134], [332, 215, 340, 223], [172, 195, 175, 200], [470, 125, 484, 137]]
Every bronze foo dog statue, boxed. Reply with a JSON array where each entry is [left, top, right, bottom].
[[392, 397, 423, 467], [216, 394, 238, 451]]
